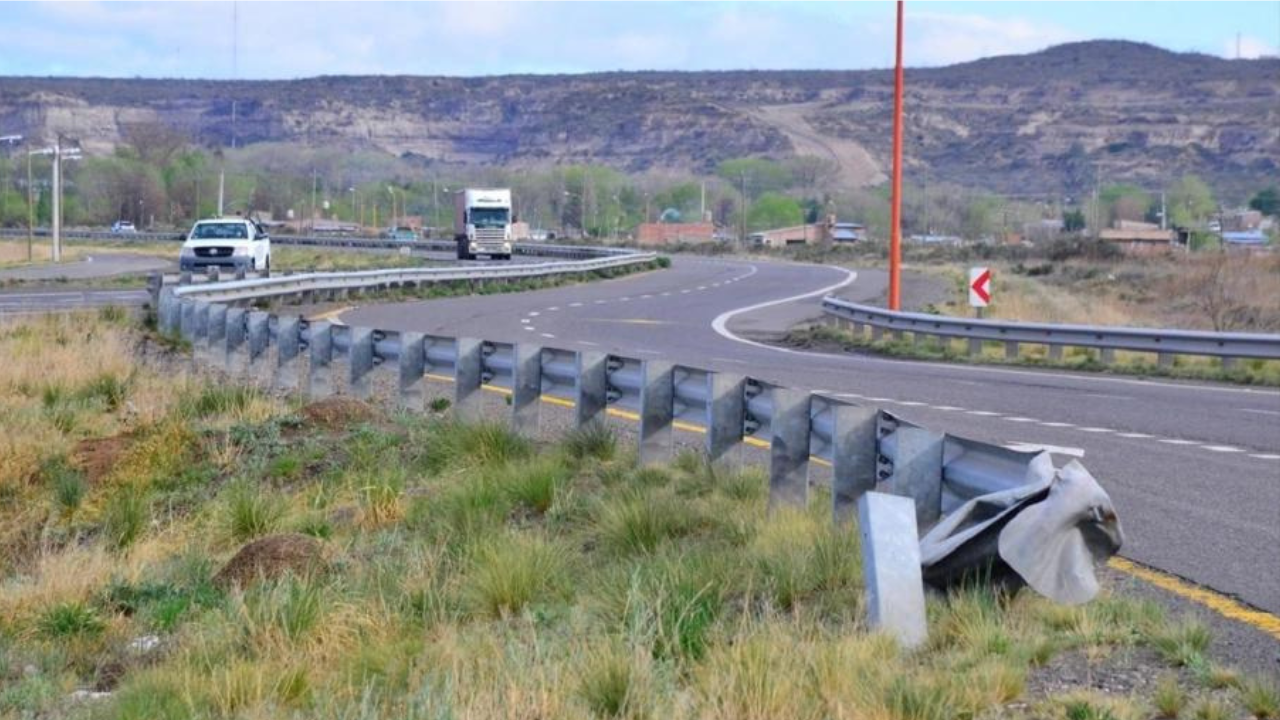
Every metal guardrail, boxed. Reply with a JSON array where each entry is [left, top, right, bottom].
[[152, 263, 1075, 528], [0, 227, 629, 260], [822, 297, 1280, 368]]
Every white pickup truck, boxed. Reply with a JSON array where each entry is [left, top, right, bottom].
[[179, 217, 271, 274]]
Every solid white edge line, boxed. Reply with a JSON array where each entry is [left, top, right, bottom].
[[710, 263, 857, 353]]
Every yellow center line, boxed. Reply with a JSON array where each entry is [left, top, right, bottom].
[[308, 305, 353, 324], [1108, 557, 1280, 640]]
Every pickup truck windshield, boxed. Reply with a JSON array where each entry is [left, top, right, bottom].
[[191, 223, 249, 240], [469, 208, 509, 229]]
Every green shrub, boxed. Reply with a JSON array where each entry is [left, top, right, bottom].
[[102, 487, 150, 549], [37, 602, 105, 638], [222, 480, 285, 543], [461, 533, 571, 618]]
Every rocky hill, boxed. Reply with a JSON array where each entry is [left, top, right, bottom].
[[1, 41, 1276, 195]]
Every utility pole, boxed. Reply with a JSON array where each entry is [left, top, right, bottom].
[[26, 145, 33, 261], [887, 0, 905, 310]]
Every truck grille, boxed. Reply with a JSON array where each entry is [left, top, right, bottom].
[[474, 229, 505, 242], [194, 246, 234, 257]]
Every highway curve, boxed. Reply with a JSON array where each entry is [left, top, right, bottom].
[[340, 255, 1280, 616]]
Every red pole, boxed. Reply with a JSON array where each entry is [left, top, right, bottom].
[[888, 0, 905, 310]]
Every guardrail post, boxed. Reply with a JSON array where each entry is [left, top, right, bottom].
[[308, 321, 334, 399], [398, 332, 426, 411], [967, 338, 982, 357], [179, 299, 196, 341], [707, 373, 745, 464], [639, 360, 675, 465], [858, 492, 928, 648], [1048, 344, 1063, 361], [207, 304, 227, 363], [1100, 348, 1115, 365], [158, 288, 178, 334], [224, 307, 247, 374], [192, 301, 210, 363], [235, 266, 246, 281], [871, 325, 884, 342], [576, 350, 608, 427], [246, 311, 270, 378], [511, 344, 543, 436], [146, 272, 163, 309], [1005, 341, 1019, 359], [179, 271, 192, 286], [1221, 356, 1237, 371], [348, 327, 375, 399], [1158, 352, 1174, 368], [769, 388, 812, 511], [275, 315, 301, 392], [884, 427, 944, 529], [454, 337, 484, 421], [831, 405, 880, 524]]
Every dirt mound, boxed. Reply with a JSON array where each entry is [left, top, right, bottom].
[[300, 397, 377, 430], [213, 533, 328, 589], [70, 434, 134, 485]]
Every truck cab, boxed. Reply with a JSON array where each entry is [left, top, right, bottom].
[[179, 217, 271, 274], [455, 188, 513, 260]]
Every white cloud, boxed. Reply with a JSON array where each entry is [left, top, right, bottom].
[[904, 11, 1081, 67]]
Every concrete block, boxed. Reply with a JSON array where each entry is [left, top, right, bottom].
[[348, 327, 375, 399], [858, 492, 928, 649], [769, 387, 811, 511], [179, 300, 196, 341], [307, 321, 334, 399], [511, 344, 543, 436], [639, 360, 674, 466], [831, 404, 880, 524]]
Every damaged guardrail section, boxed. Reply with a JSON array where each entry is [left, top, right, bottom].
[[156, 263, 1125, 648], [822, 296, 1280, 368]]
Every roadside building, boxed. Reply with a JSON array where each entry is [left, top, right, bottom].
[[635, 222, 717, 246], [749, 217, 867, 248], [1098, 226, 1180, 255]]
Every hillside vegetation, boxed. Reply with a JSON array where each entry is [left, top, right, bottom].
[[2, 41, 1276, 196], [2, 311, 1279, 719]]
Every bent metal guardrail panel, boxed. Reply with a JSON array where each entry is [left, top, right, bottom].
[[822, 296, 1280, 366], [157, 267, 1077, 530]]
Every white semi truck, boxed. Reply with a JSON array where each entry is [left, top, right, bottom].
[[454, 188, 514, 260]]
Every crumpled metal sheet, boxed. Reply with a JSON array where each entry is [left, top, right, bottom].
[[920, 454, 1124, 605]]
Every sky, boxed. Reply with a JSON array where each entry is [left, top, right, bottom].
[[0, 1, 1276, 79]]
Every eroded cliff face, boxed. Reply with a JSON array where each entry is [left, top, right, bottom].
[[2, 41, 1276, 194]]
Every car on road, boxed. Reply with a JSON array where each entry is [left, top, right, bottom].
[[383, 226, 419, 242], [110, 221, 137, 234], [179, 217, 271, 273]]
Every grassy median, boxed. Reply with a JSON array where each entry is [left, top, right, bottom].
[[1, 311, 1277, 720]]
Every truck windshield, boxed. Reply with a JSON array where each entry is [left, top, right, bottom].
[[191, 223, 248, 240], [469, 208, 509, 228]]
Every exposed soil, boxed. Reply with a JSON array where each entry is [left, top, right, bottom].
[[213, 533, 328, 589], [300, 396, 379, 430], [70, 434, 135, 485]]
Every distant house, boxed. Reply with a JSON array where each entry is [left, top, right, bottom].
[[750, 217, 867, 248], [1098, 227, 1180, 255], [636, 222, 717, 246], [749, 224, 820, 248], [830, 222, 866, 243], [1222, 230, 1269, 246]]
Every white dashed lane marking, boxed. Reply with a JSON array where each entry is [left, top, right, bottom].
[[1159, 438, 1199, 445]]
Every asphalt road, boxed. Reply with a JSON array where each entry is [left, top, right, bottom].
[[0, 253, 172, 281], [340, 255, 1280, 616], [0, 289, 151, 315]]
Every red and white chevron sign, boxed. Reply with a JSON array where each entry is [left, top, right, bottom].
[[969, 267, 992, 307]]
